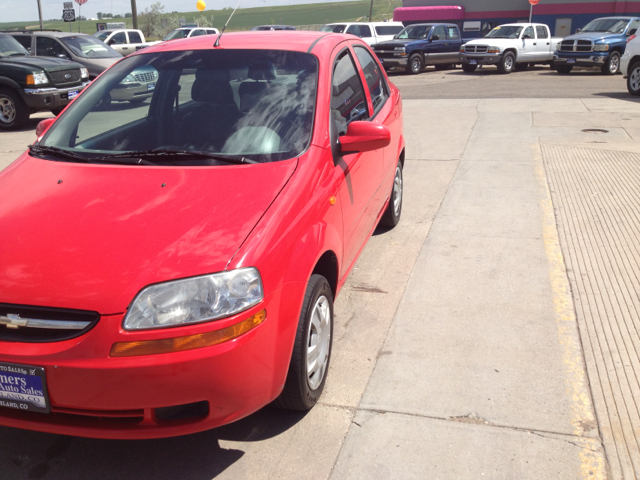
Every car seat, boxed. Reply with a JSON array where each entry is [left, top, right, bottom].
[[239, 60, 277, 112]]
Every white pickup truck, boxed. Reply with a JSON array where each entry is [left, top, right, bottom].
[[93, 29, 159, 56], [460, 23, 562, 74], [319, 22, 404, 46]]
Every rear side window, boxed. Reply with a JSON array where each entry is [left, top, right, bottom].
[[375, 26, 403, 36], [447, 26, 460, 39], [536, 26, 549, 39], [191, 29, 207, 37], [13, 35, 31, 50], [354, 46, 388, 116], [331, 50, 368, 135], [36, 37, 67, 58], [128, 31, 142, 43]]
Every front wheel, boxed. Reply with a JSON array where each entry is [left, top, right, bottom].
[[497, 52, 515, 74], [627, 61, 640, 95], [602, 51, 621, 75], [556, 65, 573, 74], [406, 53, 423, 75], [0, 89, 29, 130], [380, 161, 403, 228], [275, 275, 333, 410]]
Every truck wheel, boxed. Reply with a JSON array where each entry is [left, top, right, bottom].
[[0, 88, 29, 130], [602, 51, 621, 75], [556, 65, 573, 74], [406, 54, 423, 75], [462, 64, 477, 73], [497, 52, 515, 74], [515, 62, 529, 71], [627, 60, 640, 95]]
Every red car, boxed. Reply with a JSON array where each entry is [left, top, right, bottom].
[[0, 31, 404, 439]]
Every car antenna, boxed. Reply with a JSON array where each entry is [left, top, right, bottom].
[[214, 0, 243, 47]]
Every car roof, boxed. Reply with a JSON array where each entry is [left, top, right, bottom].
[[8, 31, 91, 38], [135, 31, 356, 56]]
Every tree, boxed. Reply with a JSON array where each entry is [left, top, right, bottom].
[[114, 14, 123, 19], [97, 12, 103, 19], [124, 12, 132, 18], [138, 2, 165, 40]]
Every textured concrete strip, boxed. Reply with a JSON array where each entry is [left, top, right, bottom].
[[534, 112, 630, 128], [580, 98, 640, 113], [543, 144, 640, 480], [478, 98, 588, 113], [331, 411, 603, 480]]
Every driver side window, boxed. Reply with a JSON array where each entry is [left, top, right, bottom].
[[36, 37, 68, 58], [331, 50, 368, 137], [523, 26, 534, 39], [432, 26, 447, 40]]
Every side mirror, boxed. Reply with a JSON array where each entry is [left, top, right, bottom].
[[523, 34, 532, 39], [629, 28, 638, 36], [35, 117, 56, 138], [575, 28, 581, 34], [339, 121, 390, 155], [56, 53, 69, 59], [107, 39, 116, 45], [431, 34, 440, 41]]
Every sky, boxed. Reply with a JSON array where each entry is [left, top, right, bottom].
[[3, 0, 357, 22]]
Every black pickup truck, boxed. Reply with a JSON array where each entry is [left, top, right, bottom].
[[0, 33, 90, 130]]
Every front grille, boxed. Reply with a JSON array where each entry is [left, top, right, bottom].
[[464, 45, 488, 54], [0, 303, 99, 343], [48, 69, 81, 86], [133, 71, 156, 82], [559, 40, 593, 52]]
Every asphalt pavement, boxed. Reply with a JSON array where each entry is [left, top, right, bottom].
[[1, 66, 639, 479]]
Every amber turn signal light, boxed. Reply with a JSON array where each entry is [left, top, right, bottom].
[[110, 309, 266, 357]]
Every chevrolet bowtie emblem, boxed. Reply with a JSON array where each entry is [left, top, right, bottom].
[[0, 314, 28, 329]]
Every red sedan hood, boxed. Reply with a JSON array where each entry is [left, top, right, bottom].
[[0, 155, 297, 314]]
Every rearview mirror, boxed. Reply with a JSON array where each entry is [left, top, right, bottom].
[[35, 117, 56, 138], [339, 121, 390, 155]]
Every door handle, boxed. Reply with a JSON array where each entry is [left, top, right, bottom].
[[533, 42, 537, 45], [547, 42, 550, 45], [444, 43, 449, 46], [122, 47, 129, 50]]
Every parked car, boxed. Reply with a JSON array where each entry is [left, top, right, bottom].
[[163, 27, 220, 41], [250, 25, 296, 31], [0, 31, 404, 439], [0, 34, 89, 129], [372, 23, 463, 74], [461, 23, 561, 74], [108, 65, 159, 103], [554, 16, 640, 75], [6, 30, 122, 79], [621, 32, 640, 94], [320, 22, 404, 46], [93, 29, 159, 56]]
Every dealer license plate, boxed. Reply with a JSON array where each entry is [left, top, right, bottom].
[[568, 58, 576, 64], [470, 60, 477, 65], [68, 90, 79, 99], [147, 83, 155, 91], [0, 362, 50, 413]]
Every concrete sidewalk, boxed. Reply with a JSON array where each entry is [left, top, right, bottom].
[[331, 97, 640, 480]]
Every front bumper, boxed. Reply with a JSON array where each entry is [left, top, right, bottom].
[[0, 283, 303, 439], [554, 52, 608, 67], [375, 54, 408, 69], [20, 82, 90, 111], [462, 53, 503, 66]]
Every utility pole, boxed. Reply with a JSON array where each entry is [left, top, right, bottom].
[[368, 0, 373, 22], [37, 0, 43, 30], [131, 0, 138, 29]]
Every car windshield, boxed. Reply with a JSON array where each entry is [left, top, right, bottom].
[[320, 24, 346, 33], [93, 31, 111, 41], [0, 35, 29, 57], [485, 26, 523, 39], [61, 35, 121, 58], [395, 25, 431, 40], [39, 49, 319, 165], [581, 18, 629, 34], [164, 29, 192, 40]]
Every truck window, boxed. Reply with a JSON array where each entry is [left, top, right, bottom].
[[359, 25, 372, 38], [346, 25, 362, 37], [35, 37, 68, 58], [110, 32, 126, 45], [432, 26, 447, 40], [535, 26, 549, 39], [128, 31, 142, 43], [191, 29, 207, 37], [522, 26, 534, 39], [354, 46, 388, 116], [447, 26, 460, 39], [375, 26, 403, 36]]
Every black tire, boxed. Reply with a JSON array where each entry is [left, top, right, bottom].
[[275, 274, 333, 410], [462, 64, 477, 73], [379, 160, 403, 228], [627, 60, 640, 96], [497, 52, 516, 74], [406, 53, 423, 75], [549, 60, 556, 69], [602, 51, 621, 75], [50, 108, 64, 116], [515, 62, 529, 71], [556, 65, 573, 74], [0, 88, 29, 130]]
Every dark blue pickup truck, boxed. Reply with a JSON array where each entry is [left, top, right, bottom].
[[371, 23, 464, 74], [554, 16, 640, 74]]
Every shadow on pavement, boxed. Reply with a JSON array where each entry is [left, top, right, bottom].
[[593, 91, 640, 102], [0, 406, 307, 480]]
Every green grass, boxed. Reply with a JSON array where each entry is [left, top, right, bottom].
[[0, 0, 401, 37]]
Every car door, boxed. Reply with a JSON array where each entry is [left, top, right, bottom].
[[106, 31, 127, 54], [535, 25, 551, 62], [330, 46, 384, 270], [425, 25, 448, 64], [520, 26, 536, 62], [445, 25, 462, 63], [358, 25, 374, 46]]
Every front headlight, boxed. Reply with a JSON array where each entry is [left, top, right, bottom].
[[487, 46, 501, 54], [394, 46, 406, 52], [80, 67, 89, 79], [26, 72, 48, 85], [123, 268, 264, 330], [594, 44, 610, 51]]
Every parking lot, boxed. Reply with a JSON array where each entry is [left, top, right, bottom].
[[1, 65, 640, 479]]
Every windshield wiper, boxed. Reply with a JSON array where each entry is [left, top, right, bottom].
[[93, 149, 258, 165], [29, 145, 154, 165]]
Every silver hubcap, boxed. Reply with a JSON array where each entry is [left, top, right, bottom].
[[412, 59, 420, 72], [0, 96, 16, 125], [306, 294, 331, 391], [393, 166, 403, 216], [630, 67, 640, 91], [610, 55, 619, 73], [505, 56, 514, 70]]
